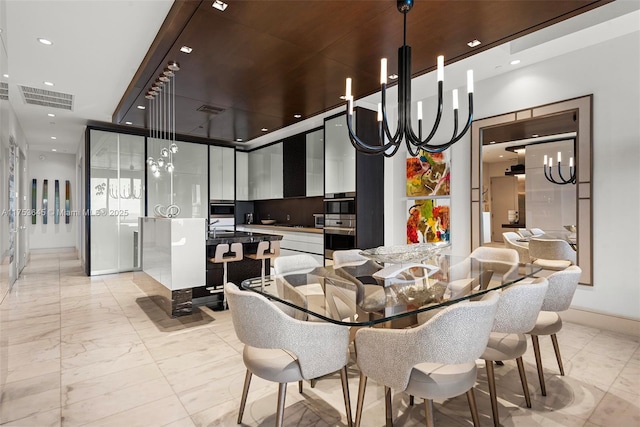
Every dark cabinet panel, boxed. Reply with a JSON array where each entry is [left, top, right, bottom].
[[354, 107, 385, 251], [283, 133, 307, 198]]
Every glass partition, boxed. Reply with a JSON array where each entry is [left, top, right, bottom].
[[88, 130, 144, 274]]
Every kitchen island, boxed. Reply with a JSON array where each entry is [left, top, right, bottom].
[[137, 217, 281, 317]]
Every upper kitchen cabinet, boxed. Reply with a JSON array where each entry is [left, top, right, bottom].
[[249, 142, 283, 200], [325, 114, 355, 195], [209, 145, 235, 201], [305, 129, 324, 197], [236, 151, 249, 201], [283, 133, 306, 198]]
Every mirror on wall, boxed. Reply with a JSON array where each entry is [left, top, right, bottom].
[[471, 96, 592, 285]]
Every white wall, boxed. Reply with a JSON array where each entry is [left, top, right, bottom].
[[28, 151, 77, 249]]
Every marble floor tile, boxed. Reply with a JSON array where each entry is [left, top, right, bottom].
[[0, 407, 61, 427], [588, 388, 640, 426], [60, 377, 175, 426], [81, 395, 189, 427]]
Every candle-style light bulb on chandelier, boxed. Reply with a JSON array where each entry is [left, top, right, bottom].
[[544, 152, 576, 185], [345, 0, 474, 157]]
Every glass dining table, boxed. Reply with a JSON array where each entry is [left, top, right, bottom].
[[240, 252, 542, 327]]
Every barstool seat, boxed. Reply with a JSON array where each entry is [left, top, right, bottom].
[[208, 242, 243, 309], [245, 240, 280, 290]]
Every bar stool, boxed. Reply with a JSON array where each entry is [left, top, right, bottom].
[[245, 240, 280, 290], [208, 242, 243, 309]]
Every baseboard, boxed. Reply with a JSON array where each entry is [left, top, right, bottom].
[[30, 247, 76, 254], [563, 307, 640, 337]]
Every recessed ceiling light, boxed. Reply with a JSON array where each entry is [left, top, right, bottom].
[[180, 46, 193, 54], [294, 114, 302, 119], [48, 113, 55, 117], [467, 39, 481, 48], [236, 138, 243, 142], [531, 134, 539, 137], [137, 105, 145, 110], [212, 0, 228, 11], [510, 59, 521, 65], [261, 128, 268, 132], [489, 141, 496, 144], [389, 74, 399, 80], [2, 74, 8, 78], [499, 155, 503, 158], [51, 148, 57, 152], [51, 136, 56, 140], [37, 38, 53, 46], [339, 95, 346, 100], [44, 81, 54, 86], [125, 121, 132, 125]]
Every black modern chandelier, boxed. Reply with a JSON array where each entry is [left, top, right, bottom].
[[344, 0, 474, 157], [543, 152, 576, 185]]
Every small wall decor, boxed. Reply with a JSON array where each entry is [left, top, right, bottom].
[[31, 179, 37, 224], [406, 150, 450, 197], [42, 179, 48, 225], [407, 198, 450, 244], [65, 180, 71, 224], [54, 180, 60, 224]]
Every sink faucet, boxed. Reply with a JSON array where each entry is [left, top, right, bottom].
[[209, 219, 220, 238]]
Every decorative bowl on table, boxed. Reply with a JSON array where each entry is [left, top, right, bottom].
[[359, 242, 450, 265], [394, 282, 448, 307], [261, 219, 276, 225]]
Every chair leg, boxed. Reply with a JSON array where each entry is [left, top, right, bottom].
[[260, 258, 266, 291], [466, 389, 481, 427], [340, 366, 354, 427], [551, 334, 565, 375], [531, 335, 547, 396], [298, 380, 303, 393], [310, 378, 317, 388], [237, 370, 252, 424], [410, 395, 414, 406], [424, 399, 435, 427], [384, 386, 393, 427], [485, 359, 499, 427], [275, 383, 287, 427], [516, 357, 532, 408], [354, 373, 367, 427]]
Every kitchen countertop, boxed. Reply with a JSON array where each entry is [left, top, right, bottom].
[[207, 231, 283, 245], [237, 224, 323, 234]]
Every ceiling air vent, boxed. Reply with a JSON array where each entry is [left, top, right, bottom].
[[19, 85, 73, 110], [197, 104, 225, 115], [0, 82, 8, 100]]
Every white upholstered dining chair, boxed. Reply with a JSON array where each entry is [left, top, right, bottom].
[[528, 238, 576, 271], [529, 227, 545, 236], [527, 266, 581, 396], [518, 228, 533, 238], [481, 278, 549, 426], [353, 291, 500, 427], [225, 282, 353, 427], [503, 231, 531, 263]]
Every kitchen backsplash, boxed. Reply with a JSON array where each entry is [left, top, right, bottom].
[[251, 196, 323, 227]]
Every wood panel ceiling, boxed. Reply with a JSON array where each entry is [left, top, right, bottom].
[[113, 0, 610, 145]]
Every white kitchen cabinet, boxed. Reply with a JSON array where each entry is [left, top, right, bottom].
[[235, 151, 249, 201], [236, 225, 324, 264], [306, 129, 324, 197], [209, 146, 235, 201], [248, 142, 283, 200], [324, 114, 355, 195]]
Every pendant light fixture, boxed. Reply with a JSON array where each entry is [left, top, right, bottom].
[[145, 61, 182, 217], [345, 0, 474, 157]]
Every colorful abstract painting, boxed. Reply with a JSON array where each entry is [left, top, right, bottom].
[[406, 150, 450, 196], [407, 199, 450, 244]]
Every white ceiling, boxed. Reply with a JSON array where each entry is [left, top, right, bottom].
[[2, 0, 173, 154], [2, 0, 639, 156]]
